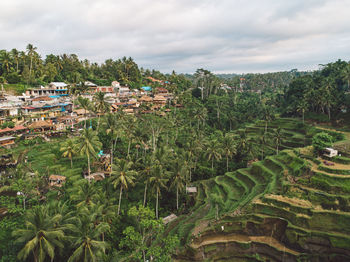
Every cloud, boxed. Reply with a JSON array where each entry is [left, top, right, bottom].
[[0, 0, 349, 73]]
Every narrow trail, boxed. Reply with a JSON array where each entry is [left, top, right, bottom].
[[307, 160, 350, 178], [191, 233, 300, 256]]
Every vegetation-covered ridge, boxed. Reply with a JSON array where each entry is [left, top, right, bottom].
[[173, 124, 350, 261]]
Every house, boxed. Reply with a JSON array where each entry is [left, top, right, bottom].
[[32, 96, 54, 102], [49, 175, 66, 187], [84, 172, 105, 182], [0, 136, 16, 147], [26, 83, 69, 97], [324, 148, 338, 158], [139, 95, 153, 104], [163, 214, 177, 225], [0, 125, 28, 137], [111, 81, 121, 88], [186, 186, 197, 194], [156, 87, 168, 95], [153, 95, 167, 107], [49, 82, 68, 89], [28, 120, 53, 131]]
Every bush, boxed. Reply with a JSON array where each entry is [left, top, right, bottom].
[[312, 132, 333, 154]]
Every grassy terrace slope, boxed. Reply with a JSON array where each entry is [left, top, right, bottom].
[[171, 119, 350, 261]]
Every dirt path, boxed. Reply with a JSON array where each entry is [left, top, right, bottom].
[[191, 233, 300, 256], [307, 160, 350, 178]]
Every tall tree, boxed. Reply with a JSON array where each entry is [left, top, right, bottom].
[[26, 44, 37, 82], [13, 206, 65, 262], [60, 138, 77, 168], [111, 159, 137, 216], [76, 129, 102, 177], [68, 209, 109, 262], [149, 165, 168, 219]]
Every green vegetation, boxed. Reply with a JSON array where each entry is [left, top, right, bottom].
[[1, 57, 350, 261]]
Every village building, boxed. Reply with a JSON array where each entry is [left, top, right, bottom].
[[0, 136, 16, 147], [25, 82, 69, 97], [139, 95, 153, 104], [111, 81, 121, 88], [28, 120, 53, 132], [153, 95, 167, 107]]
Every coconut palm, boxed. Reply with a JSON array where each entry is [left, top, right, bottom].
[[60, 138, 77, 168], [26, 44, 37, 81], [0, 50, 12, 73], [149, 164, 169, 219], [273, 127, 283, 154], [68, 209, 109, 262], [10, 48, 20, 72], [13, 205, 65, 262], [297, 100, 308, 124], [221, 133, 237, 171], [70, 180, 99, 207], [102, 113, 118, 170], [93, 91, 110, 130], [111, 159, 137, 215], [140, 155, 153, 207], [76, 129, 102, 177], [170, 159, 188, 210], [205, 139, 222, 170], [76, 96, 91, 128]]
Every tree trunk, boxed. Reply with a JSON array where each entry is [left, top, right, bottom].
[[265, 121, 267, 133], [156, 190, 159, 219], [127, 140, 131, 157], [118, 186, 123, 215], [84, 109, 87, 128], [70, 157, 73, 168], [226, 155, 229, 172], [302, 111, 305, 124], [143, 182, 147, 207], [276, 145, 279, 155], [216, 203, 218, 220], [176, 186, 179, 210], [87, 154, 91, 183], [211, 158, 214, 170]]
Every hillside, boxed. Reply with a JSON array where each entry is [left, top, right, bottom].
[[168, 119, 350, 261]]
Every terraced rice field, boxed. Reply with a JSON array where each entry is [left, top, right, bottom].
[[171, 119, 350, 261]]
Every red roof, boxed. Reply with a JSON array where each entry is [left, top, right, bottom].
[[0, 125, 28, 134], [22, 106, 36, 110], [12, 125, 27, 131], [0, 127, 12, 133]]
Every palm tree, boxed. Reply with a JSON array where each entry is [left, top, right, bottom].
[[141, 155, 153, 207], [111, 159, 137, 215], [76, 129, 102, 177], [93, 91, 110, 130], [149, 164, 168, 219], [0, 50, 12, 74], [102, 113, 118, 171], [13, 206, 65, 262], [297, 100, 308, 124], [10, 48, 20, 72], [26, 44, 37, 81], [273, 127, 283, 154], [205, 139, 222, 170], [70, 180, 98, 207], [221, 133, 237, 171], [68, 209, 109, 262], [60, 138, 77, 168], [258, 132, 268, 160], [170, 159, 187, 210], [76, 96, 91, 128]]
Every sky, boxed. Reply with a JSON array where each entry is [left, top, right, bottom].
[[1, 0, 350, 74]]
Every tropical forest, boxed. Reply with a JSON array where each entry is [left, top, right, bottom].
[[1, 45, 350, 262]]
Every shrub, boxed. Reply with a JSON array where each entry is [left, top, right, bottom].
[[312, 132, 333, 154]]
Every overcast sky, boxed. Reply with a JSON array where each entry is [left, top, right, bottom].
[[1, 0, 350, 73]]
